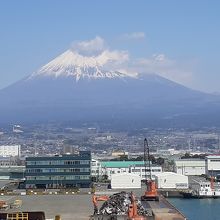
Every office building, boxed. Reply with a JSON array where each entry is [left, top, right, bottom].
[[25, 151, 91, 188]]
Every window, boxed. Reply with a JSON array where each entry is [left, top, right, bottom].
[[152, 169, 161, 172], [132, 169, 140, 172], [142, 169, 150, 172], [80, 160, 90, 165]]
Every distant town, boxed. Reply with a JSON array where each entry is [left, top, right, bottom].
[[0, 124, 220, 188]]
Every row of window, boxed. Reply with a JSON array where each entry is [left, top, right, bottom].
[[91, 170, 100, 174], [26, 168, 90, 173], [131, 168, 161, 172], [26, 175, 90, 180], [108, 170, 161, 174], [26, 160, 90, 166], [177, 166, 204, 169], [91, 162, 100, 166]]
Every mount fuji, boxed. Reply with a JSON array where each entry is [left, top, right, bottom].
[[1, 49, 220, 128]]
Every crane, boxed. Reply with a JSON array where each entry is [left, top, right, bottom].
[[128, 192, 148, 220], [141, 138, 159, 201], [92, 194, 109, 215]]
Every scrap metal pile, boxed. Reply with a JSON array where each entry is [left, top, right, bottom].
[[99, 192, 152, 217]]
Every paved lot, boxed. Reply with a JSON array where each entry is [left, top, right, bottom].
[[0, 194, 93, 220], [0, 188, 144, 220], [0, 180, 179, 220]]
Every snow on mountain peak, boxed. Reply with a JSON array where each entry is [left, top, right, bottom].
[[30, 48, 137, 81]]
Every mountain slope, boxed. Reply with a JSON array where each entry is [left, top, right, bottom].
[[0, 49, 220, 128]]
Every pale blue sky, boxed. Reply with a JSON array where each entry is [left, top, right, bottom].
[[0, 0, 219, 92]]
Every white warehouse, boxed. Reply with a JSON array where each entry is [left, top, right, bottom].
[[111, 173, 141, 189], [155, 172, 188, 189], [174, 159, 205, 176], [205, 155, 220, 177]]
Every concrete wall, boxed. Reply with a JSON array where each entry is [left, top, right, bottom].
[[155, 172, 188, 189], [111, 173, 141, 189]]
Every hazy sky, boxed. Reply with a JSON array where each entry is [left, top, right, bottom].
[[0, 0, 219, 93]]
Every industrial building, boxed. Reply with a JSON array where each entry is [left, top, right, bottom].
[[100, 161, 162, 180], [25, 151, 91, 188], [174, 158, 205, 176], [0, 145, 21, 157], [205, 155, 220, 177], [0, 156, 19, 166], [0, 166, 25, 180], [155, 172, 188, 189], [111, 151, 129, 157], [111, 173, 141, 189]]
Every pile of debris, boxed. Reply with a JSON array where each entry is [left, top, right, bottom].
[[99, 192, 152, 217]]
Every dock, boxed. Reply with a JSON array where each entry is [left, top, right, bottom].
[[90, 192, 187, 220], [143, 195, 187, 220]]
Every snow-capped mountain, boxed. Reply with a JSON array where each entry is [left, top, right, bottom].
[[1, 48, 220, 128], [30, 49, 136, 81]]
